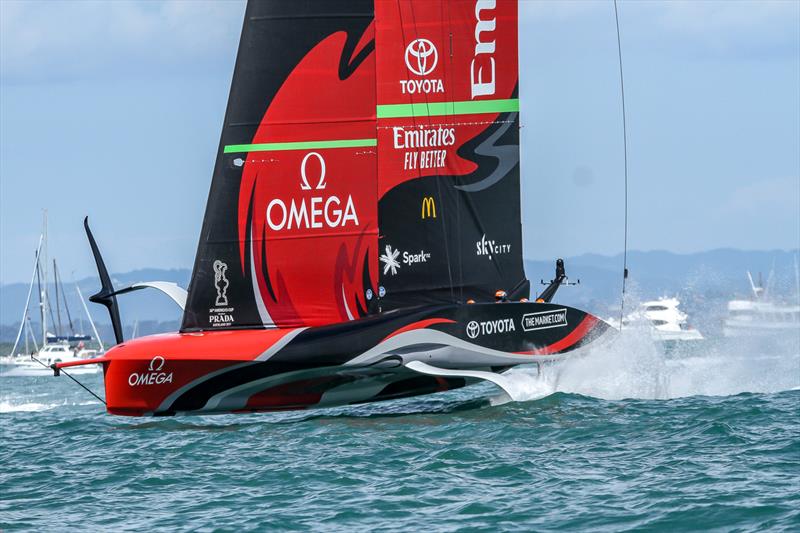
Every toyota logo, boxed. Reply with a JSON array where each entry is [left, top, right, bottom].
[[466, 321, 480, 339], [405, 38, 438, 76], [149, 355, 165, 372]]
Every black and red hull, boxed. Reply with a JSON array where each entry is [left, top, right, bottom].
[[59, 302, 611, 416]]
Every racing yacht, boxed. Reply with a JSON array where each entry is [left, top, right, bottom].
[[58, 0, 612, 416]]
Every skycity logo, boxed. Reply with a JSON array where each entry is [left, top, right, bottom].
[[401, 38, 444, 95], [266, 152, 358, 231], [128, 356, 174, 387], [476, 234, 511, 259]]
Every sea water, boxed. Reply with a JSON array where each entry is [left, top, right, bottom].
[[1, 330, 798, 531]]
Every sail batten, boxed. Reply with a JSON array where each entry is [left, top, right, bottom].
[[224, 139, 378, 153], [376, 97, 519, 118]]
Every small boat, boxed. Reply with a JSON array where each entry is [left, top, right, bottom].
[[2, 212, 104, 376], [59, 0, 614, 416], [723, 271, 800, 338], [608, 297, 703, 343], [1, 343, 101, 377]]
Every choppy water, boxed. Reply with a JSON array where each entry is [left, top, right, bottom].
[[2, 331, 799, 531]]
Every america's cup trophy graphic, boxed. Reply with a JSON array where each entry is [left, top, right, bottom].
[[213, 260, 229, 307]]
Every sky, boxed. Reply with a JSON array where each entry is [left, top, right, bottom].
[[1, 0, 798, 285]]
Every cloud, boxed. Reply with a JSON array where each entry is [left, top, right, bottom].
[[715, 176, 800, 219], [0, 0, 245, 83]]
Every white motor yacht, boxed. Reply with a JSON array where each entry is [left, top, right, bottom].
[[1, 343, 101, 376], [723, 271, 800, 338], [608, 297, 704, 342]]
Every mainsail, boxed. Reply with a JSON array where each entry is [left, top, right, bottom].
[[182, 0, 527, 331]]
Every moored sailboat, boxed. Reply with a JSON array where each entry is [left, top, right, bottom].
[[59, 0, 612, 415], [2, 213, 104, 376]]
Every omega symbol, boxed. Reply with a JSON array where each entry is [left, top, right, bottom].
[[149, 355, 165, 372], [300, 152, 327, 190]]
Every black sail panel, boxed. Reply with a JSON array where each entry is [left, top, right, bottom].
[[373, 0, 528, 310], [182, 1, 378, 331]]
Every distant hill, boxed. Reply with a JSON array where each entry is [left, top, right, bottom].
[[1, 249, 797, 344], [0, 268, 190, 344]]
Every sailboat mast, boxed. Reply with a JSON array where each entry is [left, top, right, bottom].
[[26, 316, 39, 353], [24, 313, 29, 355], [54, 259, 63, 337], [41, 210, 48, 346], [8, 235, 43, 357], [76, 284, 105, 352]]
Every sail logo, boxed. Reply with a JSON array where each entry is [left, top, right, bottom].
[[128, 356, 173, 387], [466, 318, 515, 339], [401, 39, 444, 95], [380, 245, 431, 276], [403, 250, 431, 266], [421, 197, 437, 219], [393, 126, 454, 170], [476, 234, 511, 258], [213, 260, 229, 306], [405, 38, 438, 76], [210, 258, 235, 326], [471, 0, 497, 99], [521, 309, 568, 331], [380, 245, 401, 276], [266, 152, 359, 231]]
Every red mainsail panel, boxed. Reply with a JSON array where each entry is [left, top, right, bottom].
[[375, 0, 519, 195]]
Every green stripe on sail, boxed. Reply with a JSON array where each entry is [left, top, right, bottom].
[[376, 98, 519, 119], [224, 138, 377, 153]]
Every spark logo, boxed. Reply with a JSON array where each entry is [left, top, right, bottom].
[[380, 245, 401, 276]]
